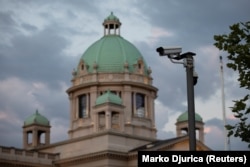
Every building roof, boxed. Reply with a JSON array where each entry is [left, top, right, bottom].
[[129, 135, 211, 151], [177, 111, 203, 123], [79, 13, 148, 74], [24, 110, 50, 126], [80, 35, 148, 74], [95, 90, 122, 106]]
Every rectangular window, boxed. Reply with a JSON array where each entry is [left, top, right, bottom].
[[99, 112, 105, 130], [136, 93, 145, 117], [78, 94, 87, 118]]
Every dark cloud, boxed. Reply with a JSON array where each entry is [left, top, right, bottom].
[[133, 0, 250, 113], [0, 0, 249, 150], [137, 0, 250, 34], [21, 23, 38, 32], [61, 0, 99, 13], [0, 11, 16, 26], [0, 2, 75, 147], [135, 0, 250, 60], [0, 11, 20, 45], [0, 24, 75, 88]]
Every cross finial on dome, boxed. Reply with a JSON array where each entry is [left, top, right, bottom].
[[103, 12, 121, 36]]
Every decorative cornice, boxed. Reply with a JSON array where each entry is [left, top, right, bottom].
[[54, 150, 128, 166], [67, 79, 158, 94]]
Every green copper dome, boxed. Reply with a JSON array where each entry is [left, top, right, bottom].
[[96, 90, 122, 106], [105, 11, 119, 21], [24, 110, 50, 126], [80, 36, 148, 73], [78, 12, 148, 75], [177, 111, 203, 123]]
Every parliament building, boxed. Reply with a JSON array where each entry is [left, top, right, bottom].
[[0, 12, 210, 167]]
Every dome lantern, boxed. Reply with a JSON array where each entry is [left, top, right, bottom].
[[103, 12, 121, 36]]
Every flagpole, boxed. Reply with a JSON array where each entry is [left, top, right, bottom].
[[219, 56, 230, 150]]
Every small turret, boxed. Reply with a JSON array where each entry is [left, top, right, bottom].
[[23, 110, 51, 150], [175, 111, 204, 143]]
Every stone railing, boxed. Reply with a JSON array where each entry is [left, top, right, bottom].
[[72, 73, 152, 86], [0, 146, 59, 166]]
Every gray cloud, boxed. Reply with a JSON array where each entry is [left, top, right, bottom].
[[0, 20, 75, 87], [205, 118, 249, 150], [0, 0, 249, 150]]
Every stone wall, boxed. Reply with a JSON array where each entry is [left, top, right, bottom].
[[0, 146, 59, 167]]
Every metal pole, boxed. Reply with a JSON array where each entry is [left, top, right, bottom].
[[219, 56, 230, 150], [186, 55, 196, 151]]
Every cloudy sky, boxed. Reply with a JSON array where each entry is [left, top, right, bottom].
[[0, 0, 249, 150]]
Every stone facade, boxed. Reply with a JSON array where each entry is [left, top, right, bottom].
[[67, 73, 157, 139], [0, 146, 59, 167], [0, 12, 210, 167]]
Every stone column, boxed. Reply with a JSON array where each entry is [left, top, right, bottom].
[[45, 130, 50, 145], [106, 110, 111, 130], [90, 86, 98, 118], [123, 85, 131, 123], [176, 126, 181, 137], [150, 92, 156, 128], [69, 93, 74, 130], [32, 128, 38, 147], [108, 24, 110, 35], [76, 96, 79, 119], [23, 130, 28, 148], [133, 92, 136, 116], [199, 126, 204, 143], [93, 112, 98, 132], [120, 111, 124, 132], [144, 95, 148, 118], [86, 93, 90, 117]]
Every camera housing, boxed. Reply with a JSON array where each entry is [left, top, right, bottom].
[[156, 47, 182, 56]]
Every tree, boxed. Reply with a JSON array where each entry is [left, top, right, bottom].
[[214, 21, 250, 148]]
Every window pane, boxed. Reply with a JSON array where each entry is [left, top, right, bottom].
[[136, 93, 145, 117], [79, 94, 87, 118]]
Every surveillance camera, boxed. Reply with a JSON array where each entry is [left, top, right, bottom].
[[156, 47, 182, 56], [193, 70, 198, 86]]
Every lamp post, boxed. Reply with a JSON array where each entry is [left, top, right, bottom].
[[156, 47, 197, 151]]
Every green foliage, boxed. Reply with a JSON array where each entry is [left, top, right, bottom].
[[214, 21, 250, 148]]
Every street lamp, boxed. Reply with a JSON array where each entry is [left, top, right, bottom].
[[156, 47, 198, 151]]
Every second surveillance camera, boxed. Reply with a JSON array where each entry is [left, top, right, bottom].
[[156, 47, 182, 56]]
